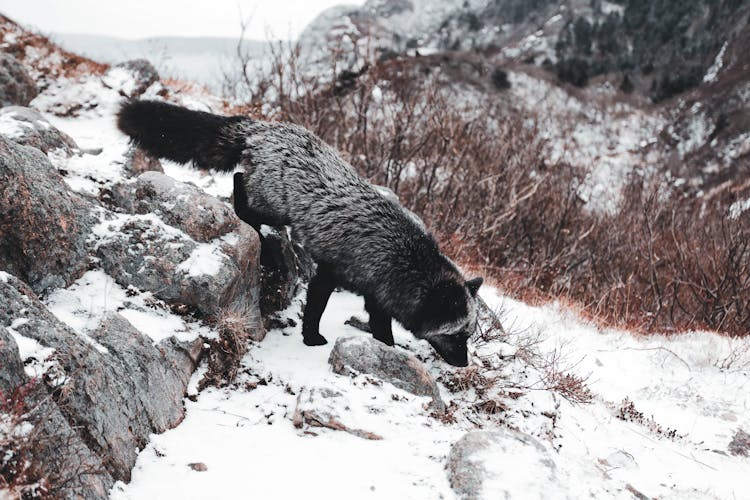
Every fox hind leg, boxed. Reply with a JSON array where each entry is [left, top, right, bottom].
[[302, 265, 336, 346], [233, 172, 265, 233]]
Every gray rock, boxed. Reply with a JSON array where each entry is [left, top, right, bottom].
[[447, 429, 561, 500], [0, 53, 37, 107], [328, 335, 445, 411], [0, 273, 201, 486], [0, 106, 78, 155], [112, 171, 236, 242], [121, 145, 163, 176], [0, 136, 93, 294], [0, 323, 27, 396], [102, 59, 159, 98], [95, 216, 262, 321]]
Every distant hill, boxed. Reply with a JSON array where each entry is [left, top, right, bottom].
[[52, 33, 268, 90]]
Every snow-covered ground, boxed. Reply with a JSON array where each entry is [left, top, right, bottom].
[[97, 282, 749, 499]]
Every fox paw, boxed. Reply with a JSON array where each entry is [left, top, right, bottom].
[[303, 333, 328, 346]]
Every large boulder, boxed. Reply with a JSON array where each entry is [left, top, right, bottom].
[[102, 59, 159, 98], [447, 429, 563, 500], [0, 272, 201, 486], [0, 53, 37, 107], [93, 213, 262, 325], [328, 335, 445, 411], [112, 171, 236, 242], [0, 106, 78, 155], [0, 136, 93, 294]]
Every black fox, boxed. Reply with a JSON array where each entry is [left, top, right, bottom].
[[117, 100, 482, 366]]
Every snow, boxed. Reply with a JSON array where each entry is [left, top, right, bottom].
[[703, 42, 728, 83], [506, 70, 664, 210], [111, 290, 461, 499], [32, 75, 124, 118], [161, 159, 236, 199], [482, 289, 750, 499], [729, 196, 750, 219], [479, 438, 557, 499], [6, 319, 55, 379], [601, 1, 625, 16], [111, 285, 750, 499], [90, 212, 187, 247], [176, 244, 230, 278], [672, 104, 712, 159], [101, 67, 139, 96], [0, 271, 11, 283], [45, 270, 208, 345], [44, 109, 131, 196], [0, 112, 30, 138]]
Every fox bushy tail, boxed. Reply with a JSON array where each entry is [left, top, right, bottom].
[[117, 100, 249, 171]]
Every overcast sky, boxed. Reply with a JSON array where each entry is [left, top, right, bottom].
[[0, 0, 363, 40]]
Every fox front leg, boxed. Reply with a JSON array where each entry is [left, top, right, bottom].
[[365, 296, 394, 346]]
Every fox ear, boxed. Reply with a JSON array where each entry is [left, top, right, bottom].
[[466, 277, 483, 297]]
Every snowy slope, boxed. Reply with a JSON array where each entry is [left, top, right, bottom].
[[105, 285, 750, 499], [23, 76, 749, 498]]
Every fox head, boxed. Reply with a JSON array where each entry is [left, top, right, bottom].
[[415, 276, 483, 367]]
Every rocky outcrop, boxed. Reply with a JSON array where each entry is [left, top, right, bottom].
[[113, 171, 237, 242], [0, 53, 37, 106], [102, 59, 159, 98], [0, 136, 93, 294], [447, 429, 561, 500], [0, 106, 78, 155], [94, 214, 261, 320], [0, 273, 201, 494], [328, 335, 445, 411]]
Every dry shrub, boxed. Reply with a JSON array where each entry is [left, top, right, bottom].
[[1, 381, 45, 498], [442, 366, 493, 394], [0, 15, 107, 79], [233, 44, 750, 336], [616, 397, 678, 439], [199, 305, 257, 390], [2, 379, 109, 499]]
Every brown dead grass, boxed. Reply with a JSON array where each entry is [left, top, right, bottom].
[[236, 44, 750, 337], [198, 305, 256, 390]]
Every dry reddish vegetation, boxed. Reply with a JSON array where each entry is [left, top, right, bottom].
[[1, 381, 42, 497], [237, 46, 750, 337], [0, 15, 107, 80]]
